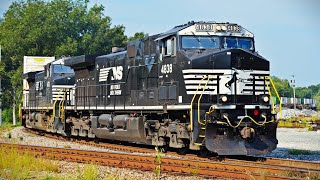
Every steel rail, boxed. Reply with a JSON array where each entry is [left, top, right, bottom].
[[0, 142, 307, 180], [24, 128, 320, 173]]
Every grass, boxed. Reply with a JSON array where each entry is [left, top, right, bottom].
[[278, 116, 320, 130], [0, 122, 20, 133], [284, 170, 320, 179], [154, 146, 164, 179], [0, 145, 143, 180], [83, 164, 99, 180], [63, 144, 72, 149], [0, 122, 21, 128], [0, 122, 22, 138], [0, 147, 59, 179], [288, 149, 320, 155]]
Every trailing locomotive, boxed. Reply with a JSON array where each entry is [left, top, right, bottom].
[[22, 21, 279, 155]]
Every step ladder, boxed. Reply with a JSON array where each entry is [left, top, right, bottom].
[[193, 122, 207, 145]]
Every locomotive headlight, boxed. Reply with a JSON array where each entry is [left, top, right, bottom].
[[221, 25, 227, 31], [221, 95, 228, 102], [216, 25, 221, 31], [262, 95, 269, 103]]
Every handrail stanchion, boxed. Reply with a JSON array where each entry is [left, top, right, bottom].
[[190, 76, 208, 131]]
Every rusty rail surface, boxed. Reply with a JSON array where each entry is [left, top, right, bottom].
[[24, 128, 320, 172], [1, 142, 319, 180]]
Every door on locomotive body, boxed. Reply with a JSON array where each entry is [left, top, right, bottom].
[[34, 71, 46, 107], [96, 54, 126, 107], [141, 37, 158, 106], [112, 55, 126, 106], [96, 57, 111, 107], [44, 64, 52, 105], [157, 35, 179, 105], [133, 37, 159, 106]]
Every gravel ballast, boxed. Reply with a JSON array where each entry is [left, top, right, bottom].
[[0, 126, 319, 178], [264, 128, 320, 161], [0, 127, 206, 180]]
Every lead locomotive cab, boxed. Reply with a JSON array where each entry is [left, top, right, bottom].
[[145, 21, 278, 155]]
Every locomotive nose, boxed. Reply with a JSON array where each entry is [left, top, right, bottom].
[[186, 49, 269, 71]]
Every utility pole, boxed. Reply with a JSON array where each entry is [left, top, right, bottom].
[[0, 45, 2, 127], [291, 75, 296, 111]]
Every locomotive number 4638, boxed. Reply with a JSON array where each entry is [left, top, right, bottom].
[[161, 64, 172, 74]]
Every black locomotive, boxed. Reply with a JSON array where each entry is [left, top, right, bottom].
[[22, 21, 278, 155]]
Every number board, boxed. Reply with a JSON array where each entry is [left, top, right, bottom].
[[195, 23, 242, 33], [227, 24, 241, 32], [195, 24, 214, 32]]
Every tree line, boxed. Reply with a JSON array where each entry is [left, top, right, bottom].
[[271, 77, 320, 109], [0, 0, 319, 125], [0, 0, 145, 124]]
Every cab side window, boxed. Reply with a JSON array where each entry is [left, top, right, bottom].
[[161, 36, 176, 57]]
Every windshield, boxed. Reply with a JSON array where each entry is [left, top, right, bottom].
[[53, 65, 74, 74], [182, 36, 220, 49], [223, 37, 253, 50]]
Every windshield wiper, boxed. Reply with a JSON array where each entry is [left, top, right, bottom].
[[191, 31, 200, 42], [206, 31, 216, 43]]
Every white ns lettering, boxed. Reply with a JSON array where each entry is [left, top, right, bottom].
[[111, 66, 123, 80]]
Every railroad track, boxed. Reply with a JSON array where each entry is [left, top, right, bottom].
[[1, 142, 319, 180], [20, 128, 320, 179]]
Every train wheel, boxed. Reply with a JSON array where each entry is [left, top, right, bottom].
[[94, 137, 100, 144], [177, 146, 189, 155], [64, 124, 72, 138], [177, 141, 189, 155], [157, 143, 169, 153], [85, 136, 90, 142], [198, 146, 210, 157]]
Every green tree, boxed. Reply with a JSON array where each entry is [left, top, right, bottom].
[[0, 0, 128, 124], [128, 32, 148, 42], [315, 91, 320, 110], [271, 76, 293, 97]]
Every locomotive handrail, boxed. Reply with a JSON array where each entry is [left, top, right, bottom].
[[190, 75, 217, 131], [263, 76, 282, 119], [52, 88, 65, 121], [197, 75, 217, 126], [58, 95, 66, 120], [221, 113, 273, 128], [190, 76, 207, 131]]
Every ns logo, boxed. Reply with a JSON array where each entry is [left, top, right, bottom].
[[99, 66, 123, 82]]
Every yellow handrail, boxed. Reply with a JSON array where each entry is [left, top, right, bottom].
[[58, 97, 64, 118], [190, 75, 217, 130], [197, 75, 216, 126], [268, 76, 282, 119], [265, 79, 275, 112], [52, 88, 65, 121], [264, 76, 282, 119], [190, 75, 281, 132], [60, 94, 66, 120], [220, 114, 273, 128], [190, 76, 208, 131]]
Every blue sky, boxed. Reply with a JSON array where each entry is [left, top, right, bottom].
[[1, 0, 319, 87]]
